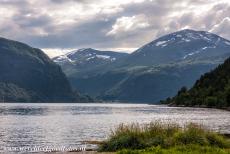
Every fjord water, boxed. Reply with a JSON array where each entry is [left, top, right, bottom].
[[0, 103, 229, 151]]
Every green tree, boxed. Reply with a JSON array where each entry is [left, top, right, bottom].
[[205, 97, 218, 107], [226, 89, 230, 107], [177, 86, 187, 96]]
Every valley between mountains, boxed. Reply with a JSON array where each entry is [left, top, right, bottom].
[[1, 29, 230, 106], [53, 29, 230, 104]]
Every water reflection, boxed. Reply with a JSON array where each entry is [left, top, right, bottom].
[[0, 103, 229, 153], [0, 107, 48, 116]]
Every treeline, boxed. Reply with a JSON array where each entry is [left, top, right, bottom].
[[163, 57, 230, 108]]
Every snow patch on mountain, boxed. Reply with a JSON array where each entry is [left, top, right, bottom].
[[96, 55, 111, 59], [182, 38, 191, 42], [85, 54, 116, 61], [215, 38, 221, 45], [154, 30, 221, 47], [183, 46, 216, 59], [155, 41, 168, 46], [86, 57, 94, 61], [65, 50, 78, 57], [53, 48, 125, 65], [185, 33, 200, 40], [53, 55, 74, 63]]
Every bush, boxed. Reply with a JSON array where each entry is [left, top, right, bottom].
[[205, 97, 218, 107], [174, 123, 208, 145], [118, 145, 230, 154], [99, 134, 145, 151], [206, 133, 230, 148], [99, 123, 145, 151], [99, 122, 230, 152]]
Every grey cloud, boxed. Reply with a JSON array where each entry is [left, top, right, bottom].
[[12, 14, 53, 28], [49, 0, 102, 4], [0, 0, 29, 6], [123, 1, 172, 16], [210, 17, 230, 40], [22, 18, 115, 48], [0, 0, 229, 56], [178, 13, 194, 27]]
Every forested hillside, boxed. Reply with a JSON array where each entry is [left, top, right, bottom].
[[164, 57, 230, 108]]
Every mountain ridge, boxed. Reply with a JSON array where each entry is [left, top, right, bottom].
[[53, 29, 230, 103], [53, 48, 129, 76], [114, 29, 230, 67]]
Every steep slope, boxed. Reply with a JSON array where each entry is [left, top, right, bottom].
[[0, 37, 87, 102], [164, 57, 230, 108], [53, 48, 128, 76], [55, 29, 230, 103], [100, 62, 218, 102]]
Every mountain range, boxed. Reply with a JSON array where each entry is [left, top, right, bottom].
[[0, 37, 92, 102], [53, 29, 230, 103]]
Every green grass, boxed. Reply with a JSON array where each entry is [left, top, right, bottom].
[[117, 145, 230, 154], [99, 122, 230, 153]]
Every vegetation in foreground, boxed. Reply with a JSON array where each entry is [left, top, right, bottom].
[[117, 145, 230, 154], [162, 57, 230, 109], [99, 122, 230, 154]]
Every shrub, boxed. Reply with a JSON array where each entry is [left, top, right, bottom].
[[99, 134, 145, 151], [99, 123, 145, 151], [99, 122, 230, 152], [174, 123, 208, 145], [206, 133, 230, 148], [205, 96, 218, 107], [117, 145, 230, 154]]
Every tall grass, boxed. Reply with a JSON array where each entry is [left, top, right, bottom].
[[118, 145, 230, 154], [99, 122, 230, 152]]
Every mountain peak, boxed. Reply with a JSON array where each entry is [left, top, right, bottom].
[[136, 29, 230, 51], [177, 29, 196, 33], [127, 29, 230, 66], [77, 48, 95, 52], [53, 48, 129, 70], [173, 29, 213, 35]]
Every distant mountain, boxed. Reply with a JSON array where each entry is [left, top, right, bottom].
[[54, 29, 230, 103], [53, 48, 128, 76], [114, 29, 230, 67], [0, 37, 91, 103], [163, 57, 230, 108]]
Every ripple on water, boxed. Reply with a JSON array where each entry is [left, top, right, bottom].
[[0, 103, 229, 152]]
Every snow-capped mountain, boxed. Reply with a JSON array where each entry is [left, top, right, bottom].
[[64, 29, 230, 103], [141, 29, 230, 49], [53, 29, 230, 103], [121, 29, 230, 66], [53, 48, 128, 75]]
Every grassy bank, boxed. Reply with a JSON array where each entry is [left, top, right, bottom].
[[99, 122, 230, 154], [117, 145, 230, 154]]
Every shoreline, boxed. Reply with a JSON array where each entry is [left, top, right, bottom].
[[1, 102, 229, 112], [168, 103, 230, 111]]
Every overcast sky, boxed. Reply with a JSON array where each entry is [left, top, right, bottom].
[[0, 0, 230, 57]]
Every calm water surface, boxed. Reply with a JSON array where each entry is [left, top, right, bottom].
[[0, 103, 229, 153]]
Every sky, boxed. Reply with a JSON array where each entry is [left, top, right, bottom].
[[0, 0, 230, 57]]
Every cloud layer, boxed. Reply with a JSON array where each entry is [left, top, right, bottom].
[[0, 0, 229, 57]]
